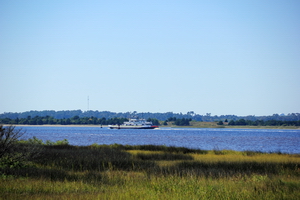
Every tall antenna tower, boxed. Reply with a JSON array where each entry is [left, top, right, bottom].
[[87, 96, 89, 111]]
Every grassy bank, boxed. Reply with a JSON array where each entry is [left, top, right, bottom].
[[1, 143, 299, 199], [6, 121, 300, 129], [161, 121, 300, 129]]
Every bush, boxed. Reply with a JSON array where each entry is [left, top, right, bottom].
[[0, 125, 41, 168], [217, 121, 223, 125]]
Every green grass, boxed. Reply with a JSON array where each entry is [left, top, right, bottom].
[[1, 144, 300, 199]]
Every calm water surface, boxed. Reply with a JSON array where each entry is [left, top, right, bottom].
[[20, 127, 300, 154]]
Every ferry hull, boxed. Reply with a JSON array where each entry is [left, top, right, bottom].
[[109, 126, 158, 129]]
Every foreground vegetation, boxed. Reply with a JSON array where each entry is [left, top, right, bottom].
[[1, 141, 299, 199]]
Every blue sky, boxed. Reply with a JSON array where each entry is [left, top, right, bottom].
[[1, 0, 299, 116]]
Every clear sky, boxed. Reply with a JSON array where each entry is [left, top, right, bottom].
[[1, 0, 299, 116]]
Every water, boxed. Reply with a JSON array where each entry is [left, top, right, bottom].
[[19, 126, 300, 154]]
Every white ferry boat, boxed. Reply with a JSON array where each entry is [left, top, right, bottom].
[[108, 118, 159, 129]]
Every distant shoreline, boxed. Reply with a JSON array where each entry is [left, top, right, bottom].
[[2, 124, 299, 129], [3, 124, 107, 128]]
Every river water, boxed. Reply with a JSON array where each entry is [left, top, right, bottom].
[[19, 126, 300, 154]]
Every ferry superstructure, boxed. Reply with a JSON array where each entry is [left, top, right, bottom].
[[108, 118, 159, 129]]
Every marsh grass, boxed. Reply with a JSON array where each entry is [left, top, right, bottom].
[[1, 144, 299, 199]]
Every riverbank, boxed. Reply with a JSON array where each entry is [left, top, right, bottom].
[[3, 123, 299, 129], [163, 121, 300, 129]]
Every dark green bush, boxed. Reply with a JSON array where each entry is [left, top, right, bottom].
[[136, 153, 194, 161]]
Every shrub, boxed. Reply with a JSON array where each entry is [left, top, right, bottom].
[[136, 153, 194, 161], [0, 125, 41, 168]]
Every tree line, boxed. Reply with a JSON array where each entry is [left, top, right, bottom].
[[0, 116, 161, 126], [1, 115, 300, 127], [163, 117, 192, 126], [0, 116, 127, 125], [1, 110, 299, 122], [227, 119, 300, 126]]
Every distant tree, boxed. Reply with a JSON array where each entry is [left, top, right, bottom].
[[168, 117, 177, 121], [174, 118, 191, 126], [99, 117, 107, 125], [240, 119, 247, 125], [66, 118, 71, 125], [217, 121, 224, 125], [37, 117, 43, 125], [72, 115, 80, 120], [236, 119, 246, 125], [147, 118, 160, 125], [48, 118, 55, 124], [228, 120, 235, 125], [187, 111, 195, 116]]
